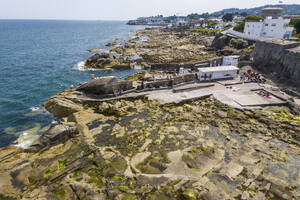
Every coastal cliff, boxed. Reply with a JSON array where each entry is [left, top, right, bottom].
[[252, 39, 300, 87]]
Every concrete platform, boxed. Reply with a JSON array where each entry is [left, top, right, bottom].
[[74, 81, 292, 110]]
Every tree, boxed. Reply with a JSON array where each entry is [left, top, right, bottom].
[[289, 18, 300, 34], [244, 15, 263, 22], [233, 22, 245, 32], [240, 12, 248, 17], [294, 21, 300, 34], [222, 13, 234, 22]]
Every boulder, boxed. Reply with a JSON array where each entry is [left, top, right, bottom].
[[85, 51, 116, 68], [43, 97, 82, 118], [76, 76, 133, 95], [211, 34, 230, 50], [27, 124, 79, 152]]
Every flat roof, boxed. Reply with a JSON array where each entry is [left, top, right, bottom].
[[198, 66, 239, 73]]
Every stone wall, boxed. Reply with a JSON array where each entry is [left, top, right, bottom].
[[252, 39, 300, 87], [140, 74, 197, 89], [150, 58, 222, 71]]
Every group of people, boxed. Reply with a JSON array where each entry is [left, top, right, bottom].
[[258, 90, 272, 99], [240, 70, 266, 84]]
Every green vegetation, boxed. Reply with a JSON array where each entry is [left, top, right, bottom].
[[233, 15, 264, 33], [230, 38, 249, 49], [289, 18, 300, 37], [122, 194, 137, 200], [87, 169, 104, 188], [93, 106, 122, 117], [222, 13, 234, 22], [207, 20, 218, 29], [119, 185, 130, 191], [0, 193, 17, 200], [43, 167, 52, 178], [191, 28, 223, 36], [88, 153, 95, 159], [113, 175, 125, 181], [88, 48, 99, 52], [72, 170, 83, 178], [51, 187, 66, 200], [57, 158, 69, 173], [82, 104, 89, 110], [125, 71, 146, 81]]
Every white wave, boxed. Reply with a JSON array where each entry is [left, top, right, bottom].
[[14, 131, 39, 148], [73, 61, 86, 71], [30, 106, 42, 112]]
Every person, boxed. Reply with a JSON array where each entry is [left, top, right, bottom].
[[208, 74, 212, 80], [240, 75, 244, 81], [91, 74, 95, 80], [204, 74, 207, 81], [70, 84, 74, 89], [119, 89, 124, 95], [141, 81, 144, 90], [113, 90, 118, 97]]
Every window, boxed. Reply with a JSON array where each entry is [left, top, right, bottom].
[[265, 24, 268, 26], [248, 32, 250, 35], [263, 32, 266, 35], [272, 23, 276, 26]]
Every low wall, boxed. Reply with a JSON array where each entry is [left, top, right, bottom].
[[137, 74, 197, 90], [150, 58, 222, 71]]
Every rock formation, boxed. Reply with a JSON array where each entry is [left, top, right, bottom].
[[252, 39, 300, 87], [28, 124, 79, 152], [0, 96, 299, 199], [85, 51, 131, 70], [76, 76, 133, 95]]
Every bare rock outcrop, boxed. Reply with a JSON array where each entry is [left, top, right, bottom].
[[76, 76, 133, 95], [28, 124, 79, 152], [252, 39, 300, 87]]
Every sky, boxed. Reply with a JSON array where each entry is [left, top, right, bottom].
[[0, 0, 299, 20]]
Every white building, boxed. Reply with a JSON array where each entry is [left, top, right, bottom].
[[243, 17, 293, 40], [198, 66, 239, 81], [222, 56, 240, 66]]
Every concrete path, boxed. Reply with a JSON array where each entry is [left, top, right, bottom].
[[74, 82, 292, 110]]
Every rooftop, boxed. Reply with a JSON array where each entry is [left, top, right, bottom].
[[198, 66, 239, 73]]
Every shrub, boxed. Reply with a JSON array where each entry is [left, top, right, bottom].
[[230, 38, 248, 49]]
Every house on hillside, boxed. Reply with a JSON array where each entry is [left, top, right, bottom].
[[227, 7, 294, 40]]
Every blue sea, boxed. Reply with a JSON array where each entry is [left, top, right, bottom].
[[0, 20, 145, 148]]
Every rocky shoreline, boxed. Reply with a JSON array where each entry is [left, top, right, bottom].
[[83, 28, 222, 70], [0, 28, 300, 200]]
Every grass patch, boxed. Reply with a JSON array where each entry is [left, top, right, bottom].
[[43, 167, 52, 178], [57, 158, 69, 173], [94, 106, 122, 117], [52, 187, 66, 200]]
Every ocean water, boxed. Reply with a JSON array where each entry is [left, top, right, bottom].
[[0, 20, 145, 148]]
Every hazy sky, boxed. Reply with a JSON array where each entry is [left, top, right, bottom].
[[0, 0, 299, 20]]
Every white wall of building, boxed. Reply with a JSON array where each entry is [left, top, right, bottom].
[[262, 17, 292, 38], [223, 56, 239, 66], [244, 21, 263, 39], [243, 17, 293, 40]]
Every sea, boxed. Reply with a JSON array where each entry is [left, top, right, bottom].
[[0, 20, 146, 148]]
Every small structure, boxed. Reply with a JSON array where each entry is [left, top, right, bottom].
[[179, 67, 190, 75], [222, 56, 240, 66], [198, 66, 239, 81], [261, 7, 283, 19]]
